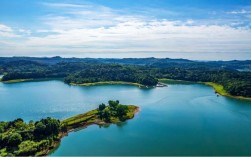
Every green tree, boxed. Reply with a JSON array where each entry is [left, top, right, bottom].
[[7, 133, 22, 147], [40, 117, 60, 136], [117, 105, 128, 118], [98, 103, 106, 111], [60, 123, 68, 133], [15, 140, 38, 156], [108, 100, 119, 110], [103, 108, 111, 122], [34, 122, 46, 138]]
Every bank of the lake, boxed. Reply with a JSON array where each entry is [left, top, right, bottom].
[[70, 81, 145, 87], [159, 78, 251, 101], [0, 79, 33, 83], [204, 82, 251, 101], [0, 78, 146, 88], [2, 77, 250, 100], [0, 78, 64, 84]]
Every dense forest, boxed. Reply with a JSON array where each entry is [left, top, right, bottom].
[[0, 118, 61, 156], [0, 57, 250, 97], [157, 68, 251, 97], [64, 64, 158, 86]]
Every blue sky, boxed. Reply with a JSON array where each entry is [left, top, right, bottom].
[[0, 0, 251, 60]]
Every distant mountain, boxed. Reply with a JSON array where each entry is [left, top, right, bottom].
[[0, 57, 250, 71]]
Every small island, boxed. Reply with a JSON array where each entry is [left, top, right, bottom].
[[0, 100, 139, 156]]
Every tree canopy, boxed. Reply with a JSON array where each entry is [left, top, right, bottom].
[[0, 59, 250, 97]]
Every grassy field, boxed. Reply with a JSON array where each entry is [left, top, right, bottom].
[[204, 82, 251, 101], [71, 81, 144, 87], [0, 79, 33, 83], [204, 82, 228, 95], [159, 78, 194, 84]]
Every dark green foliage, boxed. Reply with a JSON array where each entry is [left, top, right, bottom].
[[117, 105, 128, 118], [98, 103, 106, 111], [0, 58, 250, 97], [60, 123, 68, 133], [103, 108, 111, 122], [14, 140, 50, 156], [98, 100, 130, 122], [108, 100, 119, 109], [34, 122, 46, 138], [64, 64, 158, 86], [0, 122, 7, 133], [40, 118, 60, 136], [158, 68, 251, 97], [0, 100, 136, 156], [0, 117, 61, 156], [7, 133, 22, 147]]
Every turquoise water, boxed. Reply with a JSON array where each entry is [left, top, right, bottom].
[[1, 80, 251, 156]]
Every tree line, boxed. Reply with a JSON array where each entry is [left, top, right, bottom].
[[0, 60, 250, 97]]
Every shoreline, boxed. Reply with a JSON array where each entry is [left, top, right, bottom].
[[0, 78, 64, 83], [159, 78, 251, 101], [203, 82, 251, 101], [0, 79, 33, 83], [70, 81, 145, 87], [0, 79, 146, 88], [45, 106, 139, 156], [2, 78, 250, 100]]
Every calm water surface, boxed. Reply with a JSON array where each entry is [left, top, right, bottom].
[[0, 80, 251, 156]]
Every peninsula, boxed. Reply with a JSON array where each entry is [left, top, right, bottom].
[[0, 100, 139, 156]]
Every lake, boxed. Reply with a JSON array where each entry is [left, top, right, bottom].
[[0, 80, 251, 156]]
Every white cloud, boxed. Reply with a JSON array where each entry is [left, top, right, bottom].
[[40, 2, 146, 30], [0, 24, 20, 38], [18, 29, 31, 35], [5, 20, 251, 55], [0, 24, 12, 32], [227, 9, 251, 14], [42, 2, 87, 8], [1, 2, 251, 59]]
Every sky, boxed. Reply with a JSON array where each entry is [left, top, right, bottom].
[[0, 0, 251, 60]]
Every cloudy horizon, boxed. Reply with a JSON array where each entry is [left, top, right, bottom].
[[1, 0, 251, 60]]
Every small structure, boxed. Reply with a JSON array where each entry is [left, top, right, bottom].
[[156, 82, 168, 87]]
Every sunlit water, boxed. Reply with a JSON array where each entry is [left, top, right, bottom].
[[0, 80, 251, 156]]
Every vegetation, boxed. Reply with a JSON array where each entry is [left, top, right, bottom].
[[0, 58, 250, 98], [0, 101, 139, 156], [62, 100, 138, 130], [1, 62, 158, 86], [157, 68, 251, 98], [0, 79, 33, 83], [0, 118, 60, 156], [204, 82, 251, 100], [63, 64, 158, 86]]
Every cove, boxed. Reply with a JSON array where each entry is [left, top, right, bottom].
[[0, 80, 251, 156]]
